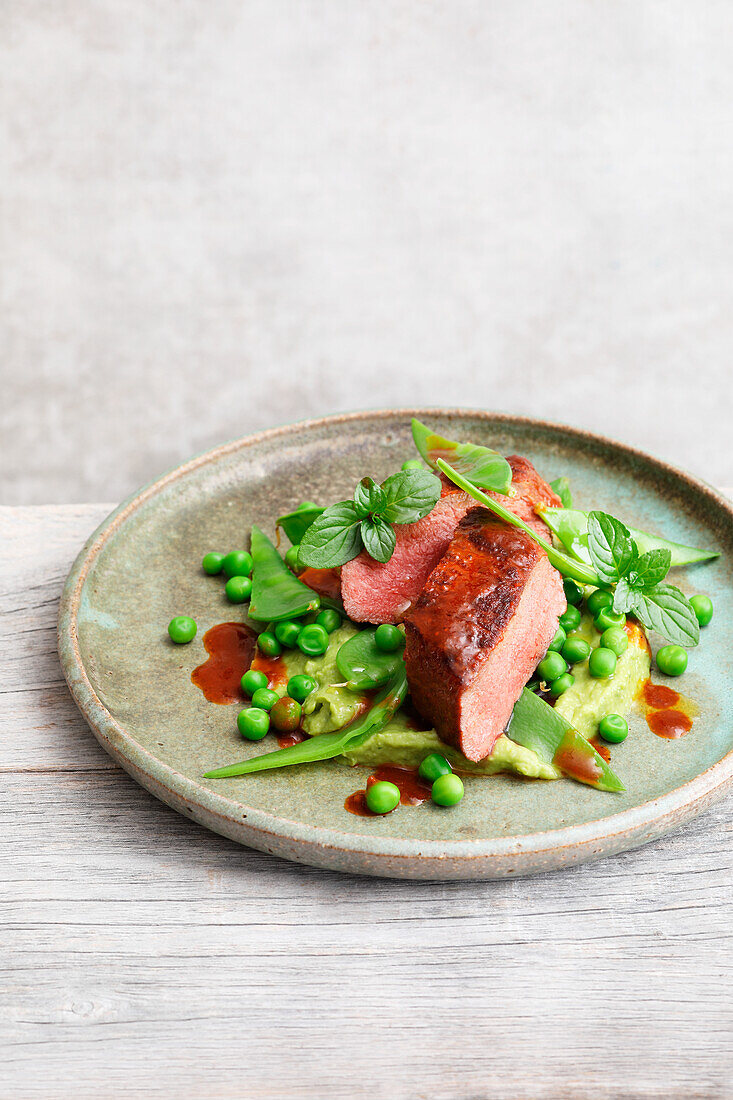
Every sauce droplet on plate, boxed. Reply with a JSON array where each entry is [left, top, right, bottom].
[[638, 678, 698, 739], [191, 622, 257, 704], [345, 766, 432, 816], [647, 709, 693, 739]]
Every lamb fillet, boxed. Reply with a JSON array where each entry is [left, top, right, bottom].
[[341, 455, 560, 624], [340, 490, 475, 624], [404, 511, 566, 762]]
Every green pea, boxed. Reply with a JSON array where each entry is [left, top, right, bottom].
[[559, 605, 582, 632], [297, 501, 319, 511], [241, 669, 268, 697], [561, 634, 591, 665], [538, 651, 567, 683], [563, 578, 584, 606], [588, 646, 617, 679], [548, 626, 566, 652], [598, 714, 628, 743], [586, 589, 613, 616], [284, 545, 301, 572], [222, 551, 253, 579], [315, 608, 342, 633], [237, 707, 270, 740], [168, 616, 197, 644], [431, 773, 464, 807], [601, 626, 628, 657], [225, 575, 252, 603], [401, 459, 425, 472], [251, 687, 279, 711], [257, 632, 282, 658], [418, 753, 452, 783], [366, 780, 401, 814], [270, 696, 302, 732], [287, 674, 317, 703], [202, 552, 225, 575], [374, 624, 405, 653], [549, 672, 575, 697], [656, 644, 688, 677], [297, 624, 330, 656], [690, 594, 713, 628], [594, 607, 626, 633], [274, 620, 302, 648]]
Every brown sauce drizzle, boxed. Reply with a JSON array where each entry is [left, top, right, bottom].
[[638, 678, 698, 740], [553, 729, 603, 785], [589, 737, 611, 763], [191, 622, 257, 704], [647, 710, 693, 739], [251, 651, 289, 689], [298, 567, 342, 601], [276, 730, 309, 749], [345, 766, 432, 816]]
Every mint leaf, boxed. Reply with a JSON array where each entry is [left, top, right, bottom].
[[549, 476, 572, 509], [353, 477, 386, 519], [411, 419, 513, 494], [631, 583, 700, 647], [587, 511, 637, 584], [629, 548, 672, 589], [361, 516, 396, 563], [298, 501, 363, 568], [613, 576, 637, 614], [380, 469, 441, 524]]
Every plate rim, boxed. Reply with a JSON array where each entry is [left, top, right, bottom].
[[57, 408, 733, 876]]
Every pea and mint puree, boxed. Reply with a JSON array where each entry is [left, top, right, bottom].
[[554, 614, 650, 739], [342, 717, 561, 779], [256, 612, 649, 780]]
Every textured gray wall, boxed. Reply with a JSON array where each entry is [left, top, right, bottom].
[[3, 1, 733, 504]]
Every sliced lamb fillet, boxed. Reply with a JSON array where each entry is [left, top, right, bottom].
[[341, 454, 560, 624], [404, 511, 566, 762], [341, 491, 475, 624]]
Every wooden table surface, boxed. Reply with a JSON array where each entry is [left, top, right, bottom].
[[2, 504, 732, 1100]]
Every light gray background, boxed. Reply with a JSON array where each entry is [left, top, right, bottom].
[[3, 1, 733, 505]]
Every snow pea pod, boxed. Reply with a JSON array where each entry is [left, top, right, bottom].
[[276, 504, 325, 545], [436, 460, 600, 586], [507, 687, 625, 793], [540, 508, 718, 569], [411, 419, 513, 494], [336, 628, 404, 690], [248, 526, 321, 623], [203, 666, 408, 778]]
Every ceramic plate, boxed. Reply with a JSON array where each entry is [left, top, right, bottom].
[[58, 410, 733, 878]]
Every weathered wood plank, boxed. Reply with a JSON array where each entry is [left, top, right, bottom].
[[2, 770, 731, 1100], [1, 505, 732, 1100]]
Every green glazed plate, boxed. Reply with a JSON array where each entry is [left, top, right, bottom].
[[58, 411, 733, 879]]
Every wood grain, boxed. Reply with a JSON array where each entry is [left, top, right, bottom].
[[1, 505, 732, 1100]]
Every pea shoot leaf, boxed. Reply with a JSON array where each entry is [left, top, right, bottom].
[[411, 419, 513, 494], [298, 501, 364, 568], [361, 515, 396, 563], [380, 469, 441, 524], [587, 511, 638, 584], [549, 476, 573, 509]]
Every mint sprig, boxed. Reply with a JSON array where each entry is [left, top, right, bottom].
[[298, 468, 441, 569], [586, 510, 699, 648]]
